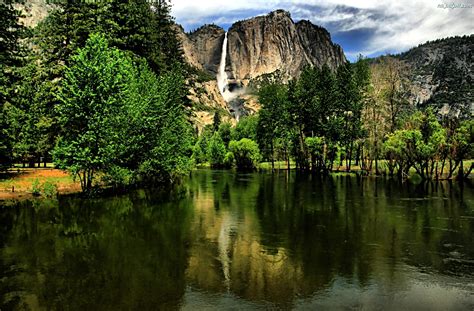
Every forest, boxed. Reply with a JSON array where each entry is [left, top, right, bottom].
[[1, 0, 472, 194]]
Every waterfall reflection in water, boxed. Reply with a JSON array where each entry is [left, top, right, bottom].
[[0, 170, 473, 310]]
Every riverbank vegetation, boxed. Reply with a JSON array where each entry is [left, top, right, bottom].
[[1, 0, 193, 193], [1, 1, 472, 197], [194, 58, 473, 180], [252, 58, 473, 180]]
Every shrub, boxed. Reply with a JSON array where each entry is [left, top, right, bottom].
[[228, 138, 261, 170], [207, 132, 228, 168], [31, 178, 41, 196], [41, 181, 58, 198], [102, 166, 134, 189], [224, 151, 234, 168]]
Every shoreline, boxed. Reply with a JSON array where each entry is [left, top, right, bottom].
[[1, 165, 472, 202]]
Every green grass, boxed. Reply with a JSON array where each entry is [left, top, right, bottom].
[[259, 161, 296, 170], [195, 159, 473, 177], [0, 165, 77, 194]]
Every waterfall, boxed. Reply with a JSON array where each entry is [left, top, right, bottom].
[[217, 32, 229, 97], [217, 32, 243, 121]]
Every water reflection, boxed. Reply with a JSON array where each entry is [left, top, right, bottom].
[[1, 171, 473, 310]]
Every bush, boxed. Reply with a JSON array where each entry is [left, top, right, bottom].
[[102, 166, 134, 188], [207, 132, 227, 168], [31, 178, 41, 196], [224, 152, 234, 168], [41, 181, 58, 198], [229, 138, 261, 170], [31, 179, 58, 198], [232, 115, 258, 141]]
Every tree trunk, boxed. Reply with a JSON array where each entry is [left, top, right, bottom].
[[457, 160, 464, 181], [463, 163, 473, 179], [271, 140, 275, 172], [286, 148, 290, 171], [347, 141, 354, 172], [375, 157, 379, 175], [440, 158, 446, 179], [355, 145, 361, 167]]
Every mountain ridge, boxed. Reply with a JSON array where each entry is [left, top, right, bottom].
[[396, 35, 473, 118]]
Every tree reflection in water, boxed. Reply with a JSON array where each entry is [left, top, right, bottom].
[[1, 171, 473, 310]]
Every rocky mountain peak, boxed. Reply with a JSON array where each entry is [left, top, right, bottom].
[[224, 10, 345, 81], [179, 10, 346, 82], [177, 10, 347, 124]]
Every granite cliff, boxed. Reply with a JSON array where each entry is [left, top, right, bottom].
[[180, 10, 345, 83], [179, 10, 346, 126], [397, 35, 473, 118]]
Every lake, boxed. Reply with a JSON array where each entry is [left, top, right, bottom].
[[1, 170, 473, 310]]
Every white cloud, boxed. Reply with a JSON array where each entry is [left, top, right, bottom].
[[171, 0, 473, 57]]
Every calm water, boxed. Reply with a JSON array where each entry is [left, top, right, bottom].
[[1, 170, 473, 310]]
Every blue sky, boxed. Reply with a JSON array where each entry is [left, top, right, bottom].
[[171, 0, 473, 61]]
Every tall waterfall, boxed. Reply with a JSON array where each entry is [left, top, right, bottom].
[[217, 32, 243, 120], [217, 32, 229, 98]]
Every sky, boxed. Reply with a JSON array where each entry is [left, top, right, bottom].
[[171, 0, 473, 61]]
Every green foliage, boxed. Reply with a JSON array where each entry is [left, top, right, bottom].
[[305, 137, 324, 155], [257, 82, 291, 162], [41, 181, 58, 198], [213, 112, 221, 132], [126, 66, 194, 183], [31, 178, 41, 196], [218, 122, 232, 148], [192, 126, 213, 164], [228, 139, 262, 170], [383, 108, 446, 178], [254, 63, 369, 172], [224, 151, 235, 168], [35, 0, 183, 75], [30, 179, 59, 198], [101, 166, 134, 189], [6, 54, 56, 166], [450, 119, 474, 162], [192, 142, 206, 165], [0, 1, 24, 169], [232, 115, 258, 141], [207, 132, 228, 168], [54, 34, 193, 192], [53, 33, 133, 191]]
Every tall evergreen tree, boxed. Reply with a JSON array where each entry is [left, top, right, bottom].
[[54, 33, 192, 192], [0, 0, 24, 169]]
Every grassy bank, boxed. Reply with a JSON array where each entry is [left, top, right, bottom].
[[2, 160, 472, 201], [0, 166, 81, 200]]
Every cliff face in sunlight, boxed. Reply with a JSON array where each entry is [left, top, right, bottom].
[[226, 10, 345, 81], [178, 10, 346, 127], [178, 24, 226, 75], [15, 0, 51, 28], [179, 10, 345, 82]]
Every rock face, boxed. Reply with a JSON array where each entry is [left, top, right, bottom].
[[179, 10, 346, 82], [177, 10, 347, 126], [15, 0, 52, 27], [180, 24, 225, 74], [398, 35, 473, 118], [187, 80, 236, 131], [227, 10, 345, 81]]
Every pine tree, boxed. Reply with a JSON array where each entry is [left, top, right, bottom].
[[0, 0, 24, 169]]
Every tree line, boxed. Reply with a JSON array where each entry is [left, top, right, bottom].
[[1, 0, 472, 193], [194, 57, 473, 180], [0, 0, 194, 192]]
